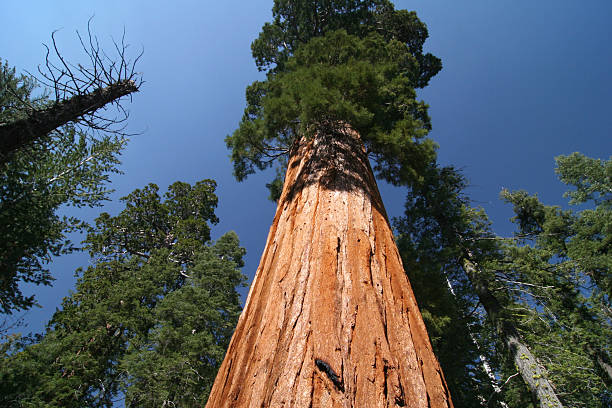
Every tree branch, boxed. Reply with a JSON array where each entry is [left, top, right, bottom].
[[0, 80, 137, 161], [0, 19, 142, 164]]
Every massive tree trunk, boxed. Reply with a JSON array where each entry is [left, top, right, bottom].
[[206, 127, 452, 407], [462, 256, 564, 408]]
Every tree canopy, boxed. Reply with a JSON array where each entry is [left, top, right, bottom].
[[227, 0, 441, 193]]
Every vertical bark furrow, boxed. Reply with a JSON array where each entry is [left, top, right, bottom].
[[206, 129, 452, 407]]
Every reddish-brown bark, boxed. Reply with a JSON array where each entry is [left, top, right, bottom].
[[206, 128, 453, 407]]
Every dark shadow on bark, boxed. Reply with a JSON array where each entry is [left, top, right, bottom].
[[280, 126, 389, 222]]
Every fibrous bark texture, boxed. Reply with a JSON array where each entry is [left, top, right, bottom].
[[206, 128, 452, 407]]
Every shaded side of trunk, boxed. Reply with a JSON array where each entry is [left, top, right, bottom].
[[206, 128, 452, 407], [462, 257, 564, 408], [0, 79, 137, 162]]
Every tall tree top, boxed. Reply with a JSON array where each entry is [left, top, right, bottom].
[[252, 0, 438, 80], [228, 0, 442, 192]]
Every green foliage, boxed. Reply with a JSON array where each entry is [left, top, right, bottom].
[[0, 180, 246, 407], [500, 153, 612, 407], [396, 155, 612, 407], [251, 0, 440, 82], [394, 164, 504, 407], [0, 59, 126, 314], [555, 152, 612, 205], [251, 0, 387, 72], [227, 0, 441, 193]]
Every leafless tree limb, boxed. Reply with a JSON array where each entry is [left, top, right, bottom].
[[0, 17, 143, 163]]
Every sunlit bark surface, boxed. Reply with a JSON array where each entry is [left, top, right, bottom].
[[206, 128, 453, 407]]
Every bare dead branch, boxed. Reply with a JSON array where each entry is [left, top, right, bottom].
[[0, 19, 143, 164]]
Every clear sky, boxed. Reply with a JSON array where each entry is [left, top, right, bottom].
[[2, 0, 611, 335]]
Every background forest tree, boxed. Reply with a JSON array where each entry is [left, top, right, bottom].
[[395, 154, 611, 407], [0, 180, 246, 407], [0, 26, 140, 314]]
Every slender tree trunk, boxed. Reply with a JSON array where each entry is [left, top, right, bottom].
[[462, 256, 564, 408], [445, 277, 509, 408], [0, 79, 137, 162], [206, 128, 452, 407]]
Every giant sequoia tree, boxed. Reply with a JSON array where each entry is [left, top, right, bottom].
[[207, 1, 452, 406]]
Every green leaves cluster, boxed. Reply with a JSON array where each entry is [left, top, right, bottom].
[[0, 180, 246, 407], [227, 0, 441, 193], [0, 59, 125, 313], [251, 0, 439, 80]]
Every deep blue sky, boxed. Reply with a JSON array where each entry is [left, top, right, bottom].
[[2, 1, 611, 335]]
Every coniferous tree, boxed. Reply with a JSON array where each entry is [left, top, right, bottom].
[[0, 59, 129, 313], [499, 153, 611, 407], [0, 24, 140, 314], [396, 154, 612, 408], [394, 162, 567, 408], [0, 180, 246, 407], [0, 24, 141, 163]]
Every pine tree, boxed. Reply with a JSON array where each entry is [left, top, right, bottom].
[[0, 24, 140, 313], [394, 163, 565, 408], [396, 154, 612, 408], [0, 59, 129, 313], [0, 24, 141, 163], [208, 1, 452, 406], [500, 153, 611, 407], [0, 180, 246, 407]]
